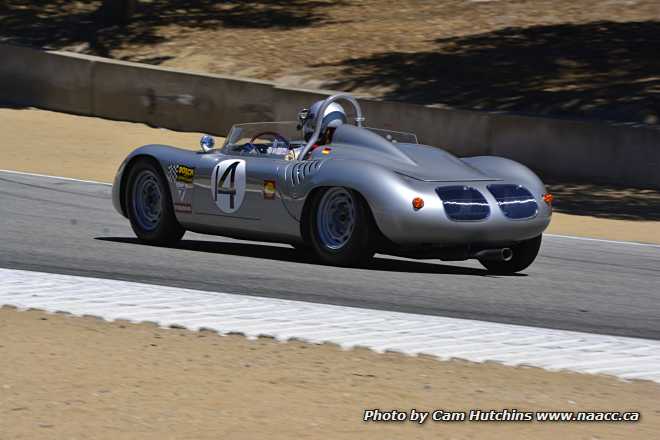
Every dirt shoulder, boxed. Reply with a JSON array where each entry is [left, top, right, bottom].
[[0, 107, 207, 183], [549, 213, 660, 244], [1, 107, 658, 244], [1, 307, 657, 440]]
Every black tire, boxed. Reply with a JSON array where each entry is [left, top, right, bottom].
[[307, 187, 376, 266], [125, 158, 185, 245], [291, 242, 312, 253], [479, 235, 542, 274]]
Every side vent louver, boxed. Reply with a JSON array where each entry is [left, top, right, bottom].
[[288, 160, 324, 186]]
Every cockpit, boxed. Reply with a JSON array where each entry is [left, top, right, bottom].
[[219, 93, 418, 160]]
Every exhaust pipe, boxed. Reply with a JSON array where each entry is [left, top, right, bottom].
[[472, 248, 513, 262]]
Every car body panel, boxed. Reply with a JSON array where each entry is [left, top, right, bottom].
[[112, 95, 551, 257]]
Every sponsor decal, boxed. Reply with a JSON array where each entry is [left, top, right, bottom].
[[211, 159, 246, 213], [175, 165, 195, 184], [263, 180, 276, 199], [167, 163, 195, 184], [322, 147, 332, 155], [174, 203, 192, 213], [167, 163, 196, 202], [166, 163, 178, 184], [175, 184, 187, 202]]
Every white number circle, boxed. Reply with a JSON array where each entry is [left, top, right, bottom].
[[211, 159, 246, 213]]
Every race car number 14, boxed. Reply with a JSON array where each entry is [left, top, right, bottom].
[[211, 159, 246, 213]]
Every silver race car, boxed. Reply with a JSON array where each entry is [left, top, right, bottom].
[[112, 93, 552, 273]]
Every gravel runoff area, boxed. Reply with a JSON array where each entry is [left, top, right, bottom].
[[2, 1, 660, 126], [1, 307, 658, 440], [1, 107, 658, 243]]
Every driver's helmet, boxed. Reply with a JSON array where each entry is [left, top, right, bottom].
[[298, 100, 347, 141]]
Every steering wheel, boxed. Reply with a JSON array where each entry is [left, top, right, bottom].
[[248, 131, 291, 154]]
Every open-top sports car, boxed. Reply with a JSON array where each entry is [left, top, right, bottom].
[[112, 93, 552, 273]]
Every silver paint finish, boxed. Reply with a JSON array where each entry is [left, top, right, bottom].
[[112, 94, 551, 256]]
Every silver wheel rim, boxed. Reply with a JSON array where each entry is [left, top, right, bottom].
[[316, 188, 356, 250], [132, 170, 162, 232]]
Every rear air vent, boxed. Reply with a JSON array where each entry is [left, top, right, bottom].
[[288, 160, 324, 186], [488, 184, 538, 219], [436, 186, 490, 221]]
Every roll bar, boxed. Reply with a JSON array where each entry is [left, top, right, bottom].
[[295, 93, 364, 160]]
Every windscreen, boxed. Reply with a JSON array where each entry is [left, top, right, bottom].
[[222, 122, 419, 157], [366, 127, 418, 144], [222, 122, 306, 156]]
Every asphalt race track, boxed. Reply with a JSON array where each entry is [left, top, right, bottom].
[[1, 171, 659, 340]]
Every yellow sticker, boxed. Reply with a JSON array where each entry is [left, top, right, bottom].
[[263, 180, 276, 199], [175, 165, 195, 184]]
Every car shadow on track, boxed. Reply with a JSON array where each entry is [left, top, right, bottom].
[[95, 237, 519, 277]]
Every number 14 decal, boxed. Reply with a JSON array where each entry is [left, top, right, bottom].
[[211, 159, 246, 213]]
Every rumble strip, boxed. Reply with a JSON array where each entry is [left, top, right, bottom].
[[1, 268, 659, 382]]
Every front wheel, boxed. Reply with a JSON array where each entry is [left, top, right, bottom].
[[307, 187, 376, 266], [125, 159, 185, 245], [479, 235, 542, 274]]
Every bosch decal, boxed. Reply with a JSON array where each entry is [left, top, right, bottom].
[[175, 165, 195, 184]]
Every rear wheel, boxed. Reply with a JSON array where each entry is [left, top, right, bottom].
[[125, 159, 185, 245], [307, 187, 376, 266], [479, 235, 542, 274]]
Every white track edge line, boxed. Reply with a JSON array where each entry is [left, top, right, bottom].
[[0, 169, 112, 186], [544, 233, 660, 248]]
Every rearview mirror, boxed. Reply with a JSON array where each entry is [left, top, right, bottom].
[[200, 135, 215, 152]]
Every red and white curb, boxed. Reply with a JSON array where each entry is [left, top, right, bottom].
[[2, 268, 659, 382]]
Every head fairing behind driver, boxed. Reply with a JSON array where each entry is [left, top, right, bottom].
[[298, 100, 347, 144]]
